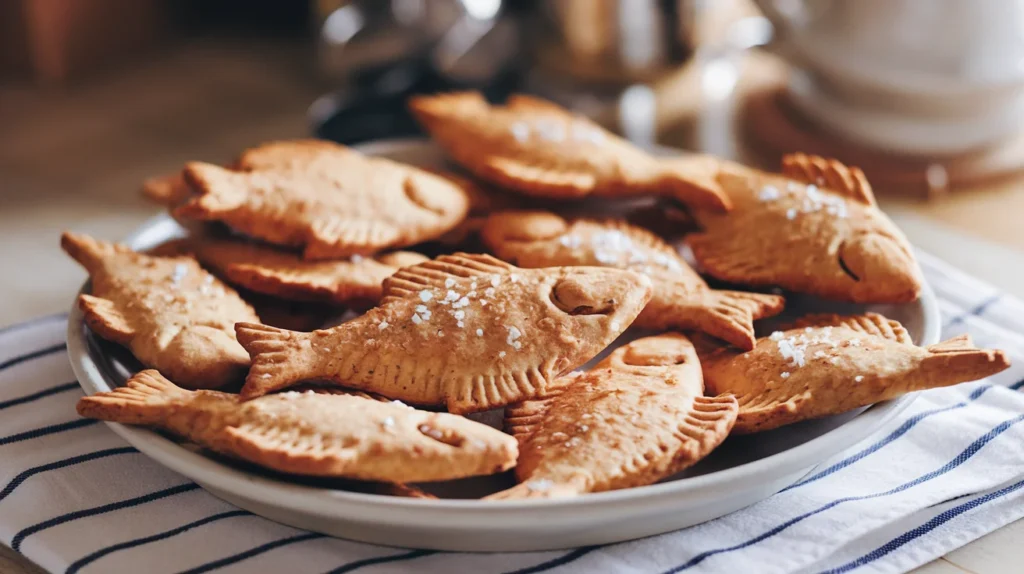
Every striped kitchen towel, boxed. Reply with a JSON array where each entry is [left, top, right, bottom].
[[2, 250, 1023, 574]]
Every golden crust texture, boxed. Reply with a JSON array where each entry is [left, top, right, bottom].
[[61, 232, 259, 389], [481, 210, 783, 350], [234, 253, 653, 413], [488, 334, 737, 499], [77, 370, 518, 483], [184, 236, 427, 305], [681, 154, 924, 304], [409, 92, 731, 210], [698, 313, 1011, 434], [173, 140, 471, 260]]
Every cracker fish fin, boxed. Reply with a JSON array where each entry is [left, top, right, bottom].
[[175, 162, 249, 219], [782, 153, 876, 206], [657, 155, 733, 212], [922, 335, 1011, 382], [222, 419, 360, 475], [235, 322, 318, 400], [304, 217, 399, 260], [731, 389, 812, 434], [650, 290, 784, 351], [142, 172, 193, 207], [382, 253, 517, 300], [76, 369, 196, 426], [686, 233, 776, 284], [408, 91, 488, 123], [504, 386, 568, 444], [484, 156, 596, 198], [60, 232, 128, 274], [670, 394, 738, 468], [793, 313, 912, 344], [78, 294, 136, 345]]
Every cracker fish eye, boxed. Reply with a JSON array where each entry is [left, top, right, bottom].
[[550, 277, 615, 315]]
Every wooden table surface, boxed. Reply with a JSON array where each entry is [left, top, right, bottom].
[[2, 37, 1023, 574]]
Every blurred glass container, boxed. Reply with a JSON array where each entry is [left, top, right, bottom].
[[531, 0, 700, 87]]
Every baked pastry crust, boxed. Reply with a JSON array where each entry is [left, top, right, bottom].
[[61, 232, 259, 389], [409, 92, 731, 210], [234, 253, 652, 413], [481, 210, 784, 349], [679, 153, 924, 303], [488, 334, 737, 499], [698, 313, 1011, 433], [77, 370, 518, 482], [174, 140, 471, 260]]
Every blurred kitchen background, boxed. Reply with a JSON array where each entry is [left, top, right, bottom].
[[2, 0, 1024, 326]]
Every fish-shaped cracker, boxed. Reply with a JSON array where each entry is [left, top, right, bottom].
[[183, 236, 428, 306], [235, 253, 653, 413], [488, 334, 737, 499], [77, 370, 518, 482], [174, 140, 471, 260], [481, 211, 784, 350], [61, 232, 260, 389], [698, 313, 1011, 434], [409, 92, 731, 211], [678, 153, 924, 303]]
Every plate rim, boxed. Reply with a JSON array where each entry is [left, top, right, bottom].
[[66, 137, 942, 518]]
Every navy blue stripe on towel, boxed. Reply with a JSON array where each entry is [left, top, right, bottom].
[[820, 478, 1024, 574], [326, 549, 438, 574], [0, 447, 136, 502], [11, 483, 200, 551], [0, 419, 97, 446], [0, 343, 67, 372], [0, 313, 67, 338], [65, 510, 251, 574], [178, 532, 326, 574], [784, 385, 994, 491], [504, 547, 599, 574], [661, 413, 1024, 573], [0, 381, 79, 410]]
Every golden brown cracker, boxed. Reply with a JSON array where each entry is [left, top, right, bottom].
[[61, 232, 259, 389], [77, 370, 518, 482], [489, 334, 737, 499], [679, 154, 923, 303], [234, 253, 652, 413], [409, 92, 731, 210], [481, 210, 783, 349], [698, 313, 1010, 433], [175, 140, 470, 260]]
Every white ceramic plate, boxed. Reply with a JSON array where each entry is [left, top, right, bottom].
[[67, 139, 941, 552]]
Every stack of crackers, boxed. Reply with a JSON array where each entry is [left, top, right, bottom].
[[67, 92, 1011, 500]]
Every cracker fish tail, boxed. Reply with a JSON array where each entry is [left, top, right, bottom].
[[642, 289, 784, 351], [76, 370, 234, 433], [235, 322, 327, 399], [60, 232, 126, 274], [918, 335, 1011, 388], [485, 478, 586, 501]]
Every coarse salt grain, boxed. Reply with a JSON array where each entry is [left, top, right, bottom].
[[780, 372, 790, 379], [758, 185, 780, 201], [510, 122, 530, 142], [476, 328, 483, 336], [261, 373, 271, 379], [490, 275, 501, 287], [378, 321, 389, 330], [610, 321, 620, 331], [350, 254, 364, 263], [382, 416, 395, 428], [527, 479, 554, 492], [499, 351, 506, 358], [419, 290, 433, 302], [855, 375, 864, 382], [412, 314, 423, 325], [786, 208, 798, 220]]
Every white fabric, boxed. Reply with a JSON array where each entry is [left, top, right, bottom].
[[1, 251, 1023, 574]]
